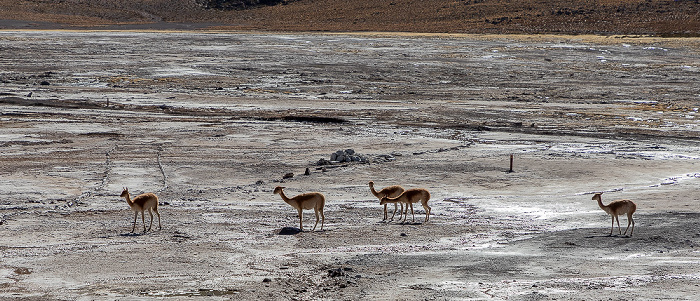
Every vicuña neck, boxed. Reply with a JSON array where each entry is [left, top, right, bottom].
[[278, 190, 292, 203], [124, 193, 134, 206], [595, 196, 606, 209], [369, 184, 379, 197]]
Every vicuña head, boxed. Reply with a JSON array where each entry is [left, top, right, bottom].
[[273, 186, 326, 232], [121, 187, 161, 233], [119, 187, 129, 198]]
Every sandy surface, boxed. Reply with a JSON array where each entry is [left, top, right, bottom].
[[1, 31, 700, 300]]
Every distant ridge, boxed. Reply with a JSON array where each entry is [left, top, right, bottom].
[[0, 0, 697, 35], [200, 0, 296, 10]]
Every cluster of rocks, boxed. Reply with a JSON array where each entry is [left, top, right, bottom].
[[317, 149, 370, 165]]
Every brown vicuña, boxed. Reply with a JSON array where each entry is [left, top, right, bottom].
[[380, 188, 431, 223], [592, 192, 636, 236], [273, 186, 326, 231], [368, 181, 405, 221], [120, 187, 161, 233]]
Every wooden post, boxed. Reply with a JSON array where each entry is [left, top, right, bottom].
[[509, 154, 514, 173]]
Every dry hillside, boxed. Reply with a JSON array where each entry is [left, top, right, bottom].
[[0, 0, 698, 35]]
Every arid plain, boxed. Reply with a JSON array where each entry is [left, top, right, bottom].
[[1, 31, 700, 300]]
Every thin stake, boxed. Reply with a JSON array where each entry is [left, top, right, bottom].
[[509, 154, 514, 173]]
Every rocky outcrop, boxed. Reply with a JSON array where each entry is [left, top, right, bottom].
[[317, 149, 398, 166]]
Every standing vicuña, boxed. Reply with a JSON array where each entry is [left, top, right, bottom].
[[273, 186, 326, 231], [368, 181, 405, 221], [380, 188, 431, 223], [592, 192, 636, 236], [120, 187, 161, 233]]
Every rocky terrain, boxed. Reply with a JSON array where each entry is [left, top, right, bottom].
[[0, 30, 699, 300]]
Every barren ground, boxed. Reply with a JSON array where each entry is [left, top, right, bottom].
[[1, 31, 700, 300]]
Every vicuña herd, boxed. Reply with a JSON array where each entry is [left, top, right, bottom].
[[119, 185, 637, 237]]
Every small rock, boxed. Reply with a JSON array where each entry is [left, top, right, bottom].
[[283, 172, 294, 179], [328, 268, 345, 278], [345, 149, 355, 155]]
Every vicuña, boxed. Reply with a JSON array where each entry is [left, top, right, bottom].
[[274, 186, 326, 231], [380, 188, 431, 223], [120, 187, 161, 233], [592, 192, 636, 236], [368, 181, 405, 221]]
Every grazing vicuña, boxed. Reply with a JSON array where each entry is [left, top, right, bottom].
[[381, 188, 431, 223]]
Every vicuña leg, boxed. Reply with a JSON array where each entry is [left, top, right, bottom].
[[154, 207, 162, 230], [132, 212, 138, 233], [625, 212, 635, 236], [147, 207, 161, 231], [423, 202, 432, 223], [313, 209, 320, 231], [390, 203, 404, 221], [297, 208, 304, 231], [405, 202, 415, 223], [318, 207, 325, 231]]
